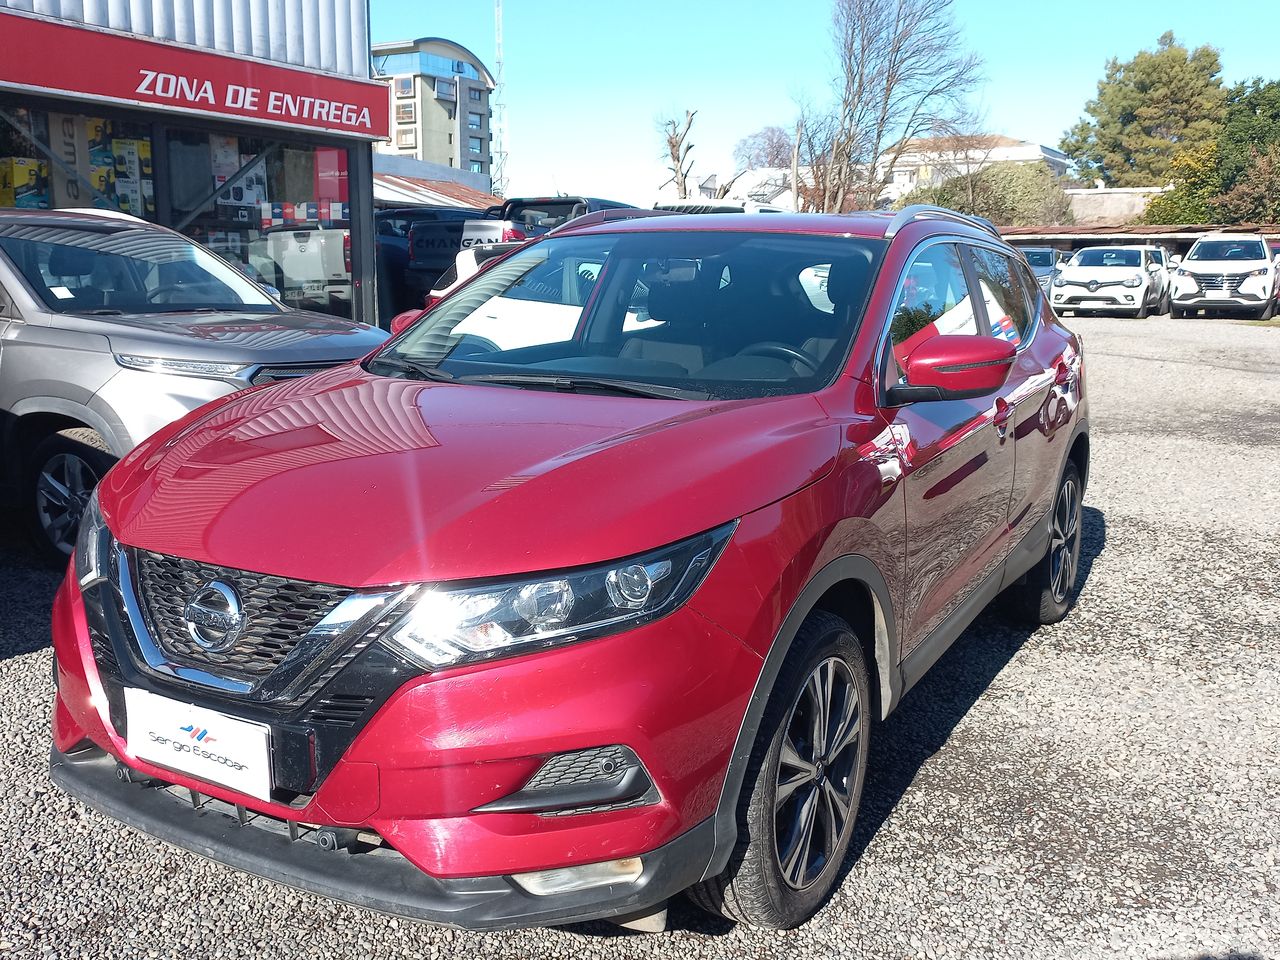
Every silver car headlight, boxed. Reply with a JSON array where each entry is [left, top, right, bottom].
[[382, 523, 735, 669], [115, 355, 249, 379], [73, 488, 111, 589], [1053, 276, 1067, 287]]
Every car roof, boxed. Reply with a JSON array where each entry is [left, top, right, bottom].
[[0, 206, 162, 230], [1195, 232, 1266, 241], [558, 211, 909, 241]]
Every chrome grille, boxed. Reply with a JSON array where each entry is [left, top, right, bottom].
[[250, 362, 338, 386], [1193, 272, 1248, 291], [133, 550, 353, 682]]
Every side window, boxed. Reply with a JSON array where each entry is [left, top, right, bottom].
[[967, 246, 1033, 347], [888, 243, 977, 372]]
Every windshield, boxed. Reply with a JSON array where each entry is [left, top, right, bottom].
[[1188, 239, 1267, 261], [376, 231, 885, 401], [0, 223, 278, 315], [1023, 249, 1055, 268], [1073, 248, 1140, 268]]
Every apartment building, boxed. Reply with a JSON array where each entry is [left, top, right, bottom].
[[371, 37, 495, 179]]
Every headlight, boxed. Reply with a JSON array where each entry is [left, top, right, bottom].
[[73, 488, 111, 589], [1247, 267, 1269, 277], [115, 355, 249, 379], [1122, 274, 1144, 288], [383, 523, 735, 669], [1053, 276, 1067, 287], [1176, 267, 1192, 277]]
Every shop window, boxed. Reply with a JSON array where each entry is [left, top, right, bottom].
[[0, 107, 155, 219], [394, 76, 414, 98], [167, 128, 354, 319], [396, 102, 416, 123]]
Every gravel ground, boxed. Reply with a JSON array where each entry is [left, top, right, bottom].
[[0, 314, 1276, 960]]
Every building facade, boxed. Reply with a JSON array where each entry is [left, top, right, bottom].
[[371, 38, 495, 181], [0, 1, 389, 326], [879, 135, 1069, 206]]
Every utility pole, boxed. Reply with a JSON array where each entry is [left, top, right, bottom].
[[491, 0, 508, 197]]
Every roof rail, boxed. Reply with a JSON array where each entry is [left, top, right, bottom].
[[548, 207, 679, 235], [883, 204, 1000, 240]]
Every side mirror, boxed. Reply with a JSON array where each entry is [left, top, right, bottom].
[[1169, 256, 1182, 269], [886, 334, 1016, 404], [390, 308, 426, 335], [1147, 262, 1162, 272]]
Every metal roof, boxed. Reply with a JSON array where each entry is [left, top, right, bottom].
[[372, 174, 502, 210]]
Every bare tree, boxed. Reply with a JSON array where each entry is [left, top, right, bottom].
[[734, 126, 795, 170], [800, 0, 982, 212], [907, 109, 1000, 210], [659, 110, 697, 198]]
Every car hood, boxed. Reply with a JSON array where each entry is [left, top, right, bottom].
[[1178, 259, 1269, 274], [102, 367, 839, 588], [1058, 265, 1145, 283], [58, 309, 387, 363]]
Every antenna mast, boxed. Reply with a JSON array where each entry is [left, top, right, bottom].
[[491, 0, 508, 197]]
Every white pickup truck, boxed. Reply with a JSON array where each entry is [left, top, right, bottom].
[[459, 196, 634, 248]]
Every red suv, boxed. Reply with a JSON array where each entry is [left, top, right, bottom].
[[50, 206, 1089, 931]]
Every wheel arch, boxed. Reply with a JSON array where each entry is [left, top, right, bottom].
[[2, 400, 125, 492], [702, 553, 901, 881]]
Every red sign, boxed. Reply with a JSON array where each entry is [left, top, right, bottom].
[[0, 11, 389, 139]]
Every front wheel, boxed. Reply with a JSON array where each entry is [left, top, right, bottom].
[[687, 611, 871, 928], [25, 428, 117, 568]]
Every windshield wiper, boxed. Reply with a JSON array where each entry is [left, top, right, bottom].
[[82, 308, 124, 316], [366, 355, 456, 382], [461, 373, 708, 401]]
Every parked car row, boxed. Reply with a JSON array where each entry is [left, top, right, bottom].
[[1029, 233, 1278, 320]]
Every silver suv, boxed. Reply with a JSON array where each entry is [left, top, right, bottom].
[[0, 208, 387, 562]]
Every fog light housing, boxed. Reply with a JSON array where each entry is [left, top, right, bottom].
[[1123, 295, 1134, 302], [511, 857, 644, 896]]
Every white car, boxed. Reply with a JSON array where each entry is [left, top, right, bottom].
[[1170, 233, 1277, 320], [1051, 245, 1169, 318]]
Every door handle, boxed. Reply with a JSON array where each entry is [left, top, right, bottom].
[[992, 397, 1012, 438]]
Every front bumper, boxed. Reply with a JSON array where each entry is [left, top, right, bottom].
[[50, 744, 715, 929], [1051, 288, 1147, 312], [49, 560, 763, 927]]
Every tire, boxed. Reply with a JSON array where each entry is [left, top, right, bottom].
[[1159, 291, 1172, 316], [24, 427, 117, 568], [1002, 460, 1084, 626], [1258, 300, 1275, 321], [687, 611, 871, 929], [1134, 294, 1150, 320]]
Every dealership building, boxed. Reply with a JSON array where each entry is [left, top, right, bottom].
[[0, 0, 389, 326]]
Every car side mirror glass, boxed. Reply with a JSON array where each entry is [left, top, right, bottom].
[[886, 334, 1017, 405]]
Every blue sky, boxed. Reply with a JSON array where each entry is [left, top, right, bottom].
[[370, 0, 1276, 204]]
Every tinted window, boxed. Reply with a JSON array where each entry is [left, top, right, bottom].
[[1023, 249, 1054, 268], [1187, 240, 1267, 261], [888, 243, 977, 371], [379, 231, 885, 401], [968, 247, 1033, 347], [1074, 248, 1140, 267]]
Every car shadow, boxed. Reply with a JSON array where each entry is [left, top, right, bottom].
[[634, 505, 1107, 937], [0, 512, 64, 663]]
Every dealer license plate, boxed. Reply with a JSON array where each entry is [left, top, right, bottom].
[[124, 688, 272, 800]]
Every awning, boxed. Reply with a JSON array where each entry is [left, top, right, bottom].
[[373, 173, 501, 210]]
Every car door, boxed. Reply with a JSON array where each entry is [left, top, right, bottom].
[[965, 244, 1062, 562], [880, 239, 1016, 658]]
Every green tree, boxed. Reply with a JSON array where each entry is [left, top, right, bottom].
[[1141, 143, 1220, 223], [897, 161, 1073, 226], [1061, 32, 1226, 186], [1217, 80, 1280, 193], [1213, 144, 1280, 223]]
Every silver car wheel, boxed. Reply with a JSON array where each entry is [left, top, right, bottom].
[[35, 452, 100, 556]]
